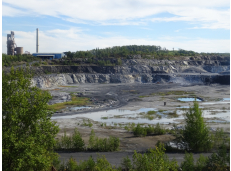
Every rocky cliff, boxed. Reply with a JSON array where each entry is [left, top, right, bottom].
[[4, 57, 230, 88]]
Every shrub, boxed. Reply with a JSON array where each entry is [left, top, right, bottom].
[[72, 128, 85, 151], [181, 152, 195, 171], [205, 144, 230, 171], [32, 62, 40, 66], [55, 129, 85, 151], [133, 123, 166, 137], [121, 156, 132, 171], [88, 129, 120, 152], [154, 123, 166, 135], [133, 124, 147, 137], [132, 143, 179, 171]]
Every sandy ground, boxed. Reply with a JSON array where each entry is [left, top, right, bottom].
[[49, 83, 230, 164]]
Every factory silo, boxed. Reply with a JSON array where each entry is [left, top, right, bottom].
[[16, 47, 24, 55]]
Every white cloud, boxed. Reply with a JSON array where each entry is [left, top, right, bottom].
[[2, 5, 27, 17], [2, 0, 230, 29], [2, 29, 230, 54]]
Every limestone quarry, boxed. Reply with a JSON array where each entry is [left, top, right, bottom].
[[5, 55, 230, 165]]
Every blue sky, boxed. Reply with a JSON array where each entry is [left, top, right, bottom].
[[2, 0, 230, 53]]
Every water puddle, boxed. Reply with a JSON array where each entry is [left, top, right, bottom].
[[222, 98, 230, 101], [178, 98, 201, 102], [52, 107, 230, 125]]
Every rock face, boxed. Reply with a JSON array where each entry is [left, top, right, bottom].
[[2, 57, 227, 88], [31, 73, 230, 88], [29, 57, 230, 88]]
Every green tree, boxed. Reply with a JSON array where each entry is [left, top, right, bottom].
[[183, 101, 212, 152], [2, 67, 60, 171]]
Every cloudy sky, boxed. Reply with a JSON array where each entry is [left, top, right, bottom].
[[2, 0, 230, 53]]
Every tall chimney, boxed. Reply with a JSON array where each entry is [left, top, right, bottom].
[[36, 28, 39, 53]]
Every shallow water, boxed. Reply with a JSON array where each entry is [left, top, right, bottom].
[[52, 108, 230, 125], [222, 98, 230, 101], [178, 98, 201, 102]]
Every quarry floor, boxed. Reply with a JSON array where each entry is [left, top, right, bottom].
[[48, 83, 230, 165]]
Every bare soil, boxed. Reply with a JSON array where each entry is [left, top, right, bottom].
[[49, 83, 230, 164]]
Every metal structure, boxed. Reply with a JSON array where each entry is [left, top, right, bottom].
[[16, 47, 24, 55], [6, 31, 24, 55], [36, 28, 39, 53], [7, 31, 17, 55]]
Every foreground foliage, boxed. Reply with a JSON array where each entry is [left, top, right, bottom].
[[181, 144, 230, 171], [54, 143, 179, 171], [2, 67, 60, 171]]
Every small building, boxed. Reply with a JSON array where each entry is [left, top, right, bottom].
[[32, 52, 66, 60]]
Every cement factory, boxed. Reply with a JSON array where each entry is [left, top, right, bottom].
[[6, 31, 23, 55], [6, 28, 66, 59]]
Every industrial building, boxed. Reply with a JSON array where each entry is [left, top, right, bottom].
[[32, 28, 66, 59], [32, 52, 66, 59], [6, 31, 23, 55]]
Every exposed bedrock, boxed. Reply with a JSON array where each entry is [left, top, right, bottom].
[[32, 64, 229, 75], [31, 73, 230, 88]]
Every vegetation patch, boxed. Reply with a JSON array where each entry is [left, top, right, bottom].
[[152, 90, 193, 96], [113, 115, 126, 118], [132, 123, 172, 137], [88, 129, 120, 151], [147, 110, 157, 115], [138, 95, 149, 98], [48, 95, 90, 111], [167, 110, 179, 118], [101, 116, 109, 120]]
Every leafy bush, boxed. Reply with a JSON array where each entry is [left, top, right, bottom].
[[133, 123, 166, 137], [180, 145, 230, 171], [55, 128, 85, 151], [181, 152, 195, 171], [132, 143, 179, 171], [56, 155, 116, 171], [88, 129, 120, 152], [133, 124, 147, 137], [204, 144, 230, 171], [121, 156, 132, 171], [55, 143, 178, 171], [32, 62, 40, 66]]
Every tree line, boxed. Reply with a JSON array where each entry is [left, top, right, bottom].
[[65, 45, 198, 59]]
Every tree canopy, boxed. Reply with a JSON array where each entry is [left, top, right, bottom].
[[183, 101, 212, 152], [2, 67, 60, 171]]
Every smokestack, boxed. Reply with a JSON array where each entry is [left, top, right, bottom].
[[36, 28, 39, 53]]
